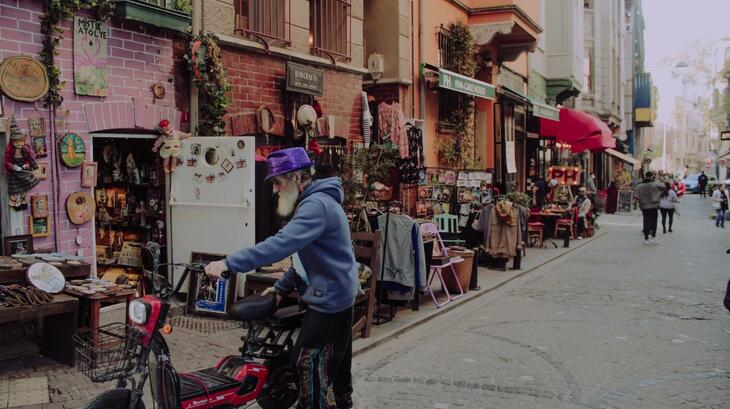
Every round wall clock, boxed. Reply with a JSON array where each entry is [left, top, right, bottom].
[[0, 56, 49, 102], [59, 133, 86, 168]]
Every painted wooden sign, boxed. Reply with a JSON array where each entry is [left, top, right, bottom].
[[74, 16, 108, 97], [0, 56, 49, 102]]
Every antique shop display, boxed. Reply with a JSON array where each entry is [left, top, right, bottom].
[[58, 133, 86, 168], [31, 194, 49, 218], [81, 161, 97, 187], [3, 234, 33, 256], [66, 191, 96, 225], [28, 117, 48, 158], [29, 216, 51, 237], [153, 119, 190, 173], [0, 56, 50, 102], [4, 116, 39, 209], [73, 16, 108, 96], [186, 252, 236, 317], [27, 262, 66, 293]]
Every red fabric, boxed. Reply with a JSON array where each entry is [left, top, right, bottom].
[[540, 108, 616, 153]]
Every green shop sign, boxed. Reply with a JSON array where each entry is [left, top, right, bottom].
[[286, 62, 323, 96], [438, 68, 495, 100], [529, 98, 560, 121]]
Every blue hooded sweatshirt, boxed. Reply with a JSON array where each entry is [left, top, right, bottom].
[[225, 177, 358, 314]]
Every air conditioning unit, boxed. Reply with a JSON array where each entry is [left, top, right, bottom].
[[367, 53, 384, 80]]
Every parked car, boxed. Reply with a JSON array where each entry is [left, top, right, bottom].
[[684, 173, 717, 194]]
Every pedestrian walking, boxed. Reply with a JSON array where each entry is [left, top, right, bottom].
[[712, 183, 728, 228], [574, 187, 592, 240], [698, 171, 709, 198], [634, 171, 666, 244], [659, 181, 678, 233]]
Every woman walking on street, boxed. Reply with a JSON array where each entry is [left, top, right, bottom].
[[659, 181, 678, 233], [712, 184, 728, 228]]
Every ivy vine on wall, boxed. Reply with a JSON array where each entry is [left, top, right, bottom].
[[39, 0, 115, 109], [185, 33, 232, 136], [437, 20, 478, 169]]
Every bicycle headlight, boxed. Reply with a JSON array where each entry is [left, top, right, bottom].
[[129, 300, 150, 324]]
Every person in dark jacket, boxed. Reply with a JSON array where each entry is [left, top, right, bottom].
[[205, 147, 357, 409], [698, 171, 709, 198], [634, 171, 666, 244]]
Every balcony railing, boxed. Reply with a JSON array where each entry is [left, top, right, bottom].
[[136, 0, 190, 13], [234, 0, 291, 50], [311, 0, 351, 62]]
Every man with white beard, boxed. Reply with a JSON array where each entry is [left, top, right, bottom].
[[205, 147, 358, 409]]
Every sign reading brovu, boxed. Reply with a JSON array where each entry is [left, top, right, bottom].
[[438, 68, 495, 100], [286, 62, 324, 96]]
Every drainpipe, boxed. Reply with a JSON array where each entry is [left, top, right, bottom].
[[418, 0, 424, 120], [190, 0, 202, 134]]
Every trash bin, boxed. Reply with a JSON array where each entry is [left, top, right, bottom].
[[443, 248, 475, 294]]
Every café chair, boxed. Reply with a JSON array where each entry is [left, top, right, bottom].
[[527, 222, 544, 248], [420, 223, 464, 308], [433, 213, 465, 246]]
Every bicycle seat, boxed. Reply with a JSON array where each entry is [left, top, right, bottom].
[[229, 293, 277, 322], [269, 305, 306, 327]]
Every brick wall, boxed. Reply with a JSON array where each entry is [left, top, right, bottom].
[[222, 47, 363, 142], [1, 0, 188, 261]]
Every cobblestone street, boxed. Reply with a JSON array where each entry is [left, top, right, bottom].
[[351, 195, 730, 409]]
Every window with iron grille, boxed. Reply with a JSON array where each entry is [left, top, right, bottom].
[[438, 90, 468, 133], [437, 25, 455, 68], [310, 0, 351, 61], [235, 0, 291, 46]]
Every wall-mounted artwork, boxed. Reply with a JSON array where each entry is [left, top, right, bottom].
[[59, 133, 86, 168], [73, 16, 108, 97]]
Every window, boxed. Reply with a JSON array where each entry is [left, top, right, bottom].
[[437, 25, 455, 68], [584, 0, 593, 9], [235, 0, 291, 46], [584, 48, 594, 94], [310, 0, 351, 61], [439, 91, 468, 133]]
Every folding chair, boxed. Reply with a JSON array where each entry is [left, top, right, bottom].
[[420, 223, 465, 308], [433, 213, 465, 246]]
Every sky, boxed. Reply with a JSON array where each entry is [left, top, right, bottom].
[[643, 0, 730, 125]]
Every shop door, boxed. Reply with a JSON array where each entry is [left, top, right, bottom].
[[169, 137, 255, 294]]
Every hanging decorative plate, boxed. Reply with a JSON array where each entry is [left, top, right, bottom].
[[58, 133, 86, 168], [66, 191, 95, 225], [27, 262, 66, 293], [0, 56, 49, 102]]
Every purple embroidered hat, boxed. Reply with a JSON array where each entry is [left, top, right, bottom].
[[265, 147, 315, 180]]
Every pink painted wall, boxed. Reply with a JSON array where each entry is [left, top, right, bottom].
[[1, 0, 186, 263]]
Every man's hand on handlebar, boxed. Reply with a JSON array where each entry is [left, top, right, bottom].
[[205, 260, 228, 279]]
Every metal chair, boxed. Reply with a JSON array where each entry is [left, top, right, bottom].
[[420, 223, 464, 308], [433, 213, 464, 246]]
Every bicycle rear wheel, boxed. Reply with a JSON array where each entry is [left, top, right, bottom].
[[83, 389, 145, 409]]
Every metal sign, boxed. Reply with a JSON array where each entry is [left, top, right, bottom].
[[286, 62, 323, 96], [438, 68, 495, 100]]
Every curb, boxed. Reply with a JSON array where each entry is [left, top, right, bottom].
[[352, 230, 609, 357]]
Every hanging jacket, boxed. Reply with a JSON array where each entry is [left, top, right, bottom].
[[377, 213, 426, 293]]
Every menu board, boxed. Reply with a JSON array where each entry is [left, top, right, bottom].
[[618, 190, 633, 214], [416, 168, 456, 217]]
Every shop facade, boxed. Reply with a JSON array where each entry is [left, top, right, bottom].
[[0, 0, 190, 274]]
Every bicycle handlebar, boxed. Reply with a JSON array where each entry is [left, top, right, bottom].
[[151, 263, 231, 298]]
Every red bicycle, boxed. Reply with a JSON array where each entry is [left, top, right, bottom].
[[75, 243, 303, 409]]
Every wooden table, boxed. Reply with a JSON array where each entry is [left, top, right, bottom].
[[0, 294, 78, 365], [64, 288, 137, 331]]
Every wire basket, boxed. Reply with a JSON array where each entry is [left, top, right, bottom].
[[73, 323, 143, 383]]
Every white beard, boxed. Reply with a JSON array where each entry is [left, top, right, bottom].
[[276, 184, 299, 218]]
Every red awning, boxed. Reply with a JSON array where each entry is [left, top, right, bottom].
[[540, 108, 615, 153]]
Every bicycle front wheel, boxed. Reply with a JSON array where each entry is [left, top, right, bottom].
[[83, 389, 145, 409]]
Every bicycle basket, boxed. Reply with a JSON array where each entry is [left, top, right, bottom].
[[73, 323, 143, 383]]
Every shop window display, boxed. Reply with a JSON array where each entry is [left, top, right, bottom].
[[93, 137, 166, 289]]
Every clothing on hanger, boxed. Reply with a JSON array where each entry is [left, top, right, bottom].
[[377, 102, 408, 159], [376, 213, 427, 301], [362, 91, 373, 147]]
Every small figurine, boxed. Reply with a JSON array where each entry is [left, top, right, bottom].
[[4, 117, 39, 209], [153, 119, 190, 173]]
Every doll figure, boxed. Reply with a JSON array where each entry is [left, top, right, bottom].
[[152, 119, 190, 173], [4, 117, 39, 209]]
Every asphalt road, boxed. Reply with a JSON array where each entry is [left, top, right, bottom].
[[351, 194, 730, 409]]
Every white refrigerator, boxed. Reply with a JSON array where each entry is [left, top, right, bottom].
[[169, 136, 255, 296]]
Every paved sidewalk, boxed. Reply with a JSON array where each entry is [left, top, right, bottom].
[[1, 229, 605, 409]]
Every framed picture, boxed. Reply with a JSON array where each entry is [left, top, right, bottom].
[[34, 161, 48, 180], [31, 194, 49, 218], [81, 161, 98, 187], [29, 216, 51, 238], [3, 234, 33, 256], [186, 252, 237, 318]]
